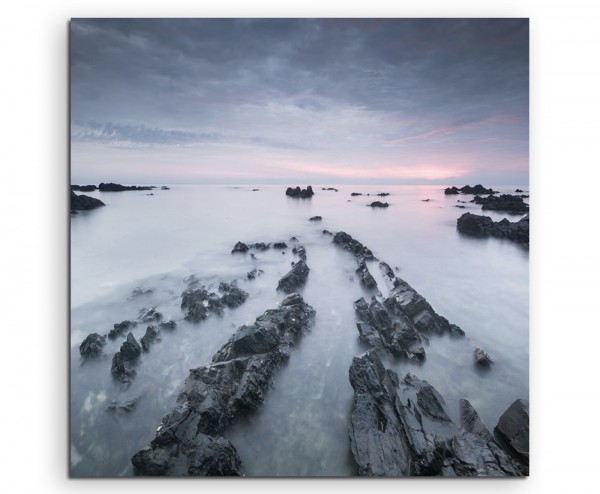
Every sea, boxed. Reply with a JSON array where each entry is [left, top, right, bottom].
[[70, 184, 529, 476]]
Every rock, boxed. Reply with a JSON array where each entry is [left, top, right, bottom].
[[322, 230, 333, 236], [79, 333, 106, 360], [494, 399, 529, 465], [355, 260, 378, 290], [246, 268, 263, 280], [348, 351, 524, 476], [379, 262, 465, 337], [289, 236, 298, 242], [159, 320, 177, 331], [181, 288, 209, 323], [272, 242, 287, 249], [132, 294, 315, 476], [515, 189, 523, 193], [309, 216, 322, 221], [321, 187, 338, 192], [249, 242, 270, 251], [277, 260, 310, 293], [460, 399, 494, 442], [107, 396, 139, 414], [291, 244, 307, 261], [140, 326, 161, 352], [130, 287, 153, 299], [353, 297, 425, 359], [368, 201, 389, 208], [70, 191, 105, 211], [285, 185, 314, 198], [471, 194, 529, 214], [444, 186, 460, 195], [422, 198, 431, 202], [474, 347, 493, 367], [332, 232, 374, 261], [71, 184, 97, 192], [108, 320, 138, 340], [218, 282, 249, 308], [457, 212, 529, 246], [231, 241, 249, 254], [252, 188, 260, 191], [455, 205, 466, 209], [111, 333, 142, 384], [98, 182, 153, 191], [460, 184, 497, 195], [138, 307, 163, 323], [161, 186, 170, 190], [351, 192, 363, 196]]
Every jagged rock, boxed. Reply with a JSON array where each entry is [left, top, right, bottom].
[[309, 216, 322, 221], [445, 186, 460, 195], [138, 307, 163, 323], [494, 399, 529, 465], [474, 347, 493, 367], [107, 396, 139, 413], [159, 321, 177, 331], [460, 399, 494, 442], [332, 232, 374, 260], [218, 282, 248, 308], [181, 288, 209, 323], [140, 326, 161, 352], [379, 262, 465, 337], [246, 268, 264, 280], [355, 260, 378, 289], [368, 201, 389, 208], [471, 194, 529, 214], [132, 294, 315, 476], [108, 320, 138, 340], [348, 351, 524, 477], [277, 260, 309, 293], [285, 185, 314, 198], [460, 185, 497, 195], [111, 333, 142, 384], [353, 298, 425, 359], [273, 242, 287, 249], [250, 242, 270, 251], [457, 212, 529, 246], [231, 241, 249, 254], [79, 333, 106, 360], [70, 191, 105, 211], [98, 182, 153, 191]]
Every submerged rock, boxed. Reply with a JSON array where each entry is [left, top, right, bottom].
[[368, 201, 389, 208], [272, 242, 288, 249], [132, 294, 315, 476], [70, 191, 105, 211], [285, 185, 314, 198], [79, 333, 106, 360], [348, 351, 524, 476], [291, 244, 307, 262], [246, 268, 264, 280], [107, 396, 139, 414], [277, 260, 310, 293], [457, 212, 529, 246]]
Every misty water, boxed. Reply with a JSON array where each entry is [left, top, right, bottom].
[[70, 184, 529, 477]]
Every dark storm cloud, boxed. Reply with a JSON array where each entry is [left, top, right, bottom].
[[70, 18, 528, 183]]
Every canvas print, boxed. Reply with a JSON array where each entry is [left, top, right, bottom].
[[70, 18, 529, 477]]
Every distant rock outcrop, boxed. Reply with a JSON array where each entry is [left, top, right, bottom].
[[98, 182, 154, 191], [71, 185, 97, 192], [285, 185, 314, 198], [471, 194, 529, 214], [445, 185, 498, 195], [368, 201, 389, 208]]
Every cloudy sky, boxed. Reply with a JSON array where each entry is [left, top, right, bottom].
[[70, 18, 529, 185]]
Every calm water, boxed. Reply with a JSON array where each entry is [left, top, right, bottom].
[[70, 184, 529, 476]]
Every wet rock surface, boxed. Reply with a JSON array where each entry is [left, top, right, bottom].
[[71, 191, 105, 211], [457, 212, 529, 246], [79, 333, 106, 360], [380, 262, 465, 337], [132, 293, 315, 476], [348, 351, 524, 476], [277, 260, 310, 293], [494, 399, 529, 466]]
